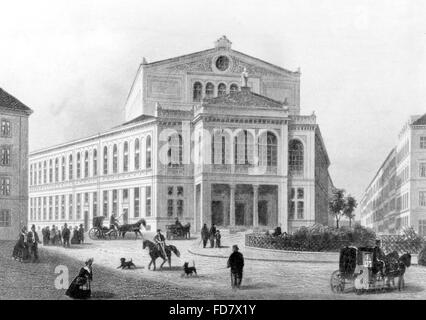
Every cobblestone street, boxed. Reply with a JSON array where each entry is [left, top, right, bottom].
[[1, 231, 426, 299]]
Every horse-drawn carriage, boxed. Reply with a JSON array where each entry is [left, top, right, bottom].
[[330, 246, 411, 294], [88, 216, 118, 240], [165, 223, 190, 240]]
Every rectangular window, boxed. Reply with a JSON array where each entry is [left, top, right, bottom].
[[168, 186, 173, 196], [0, 146, 11, 166], [420, 163, 426, 177], [419, 220, 426, 236], [0, 177, 11, 196], [134, 187, 140, 218], [297, 188, 304, 199], [38, 197, 41, 221], [1, 120, 11, 137], [49, 196, 53, 220], [112, 190, 118, 215], [0, 209, 11, 227], [123, 189, 129, 202], [55, 159, 59, 182], [297, 201, 304, 219], [93, 192, 97, 217], [146, 186, 151, 217], [61, 195, 65, 219], [49, 160, 53, 183], [103, 191, 108, 217], [177, 186, 184, 196], [289, 200, 295, 219], [167, 199, 174, 217], [43, 162, 47, 183], [84, 192, 89, 207], [76, 193, 81, 220], [38, 163, 41, 185], [69, 194, 73, 220], [177, 199, 184, 217], [30, 198, 33, 221], [30, 165, 33, 186], [43, 197, 47, 220], [54, 196, 59, 220], [421, 136, 426, 149]]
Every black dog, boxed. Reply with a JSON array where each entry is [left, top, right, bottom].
[[183, 262, 197, 276], [117, 258, 136, 269]]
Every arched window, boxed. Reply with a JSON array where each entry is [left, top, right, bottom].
[[167, 134, 183, 167], [193, 82, 202, 102], [76, 152, 81, 178], [289, 139, 304, 175], [43, 161, 47, 184], [68, 155, 73, 180], [267, 133, 278, 167], [112, 144, 118, 173], [206, 82, 214, 98], [49, 159, 53, 183], [93, 149, 97, 176], [61, 156, 65, 181], [54, 158, 59, 182], [84, 151, 89, 178], [123, 141, 129, 172], [218, 83, 226, 96], [134, 138, 140, 170], [146, 136, 152, 169], [258, 131, 277, 167], [103, 146, 108, 175], [230, 84, 238, 94]]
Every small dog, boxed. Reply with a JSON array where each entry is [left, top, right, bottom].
[[183, 261, 197, 276], [117, 258, 136, 269]]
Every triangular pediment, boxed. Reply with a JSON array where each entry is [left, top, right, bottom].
[[144, 39, 299, 79], [202, 88, 284, 109]]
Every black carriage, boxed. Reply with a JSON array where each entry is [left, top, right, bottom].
[[165, 223, 190, 240], [88, 216, 118, 240], [330, 246, 410, 294]]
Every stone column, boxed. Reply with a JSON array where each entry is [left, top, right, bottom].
[[229, 184, 236, 227], [201, 181, 211, 227], [253, 185, 259, 228]]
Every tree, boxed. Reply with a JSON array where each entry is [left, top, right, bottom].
[[329, 188, 345, 229], [343, 195, 357, 228]]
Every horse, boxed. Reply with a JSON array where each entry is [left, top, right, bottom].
[[142, 239, 180, 271], [181, 223, 191, 239], [118, 219, 146, 239], [383, 252, 411, 291]]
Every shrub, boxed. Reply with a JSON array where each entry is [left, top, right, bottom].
[[418, 246, 426, 266]]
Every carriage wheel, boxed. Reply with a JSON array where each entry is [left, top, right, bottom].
[[109, 230, 118, 240], [88, 228, 97, 240], [330, 270, 345, 293]]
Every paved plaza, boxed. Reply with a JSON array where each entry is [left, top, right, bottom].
[[1, 231, 426, 299]]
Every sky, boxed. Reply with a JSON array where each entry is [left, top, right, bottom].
[[1, 0, 426, 214]]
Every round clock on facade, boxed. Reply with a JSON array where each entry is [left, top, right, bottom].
[[215, 56, 230, 71]]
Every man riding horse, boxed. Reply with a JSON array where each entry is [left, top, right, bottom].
[[154, 229, 167, 258]]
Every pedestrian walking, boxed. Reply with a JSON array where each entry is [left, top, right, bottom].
[[209, 224, 216, 248], [227, 245, 244, 290], [71, 226, 80, 244], [57, 227, 63, 246], [50, 225, 57, 245], [62, 223, 70, 248], [12, 226, 27, 262], [201, 223, 209, 248], [78, 224, 85, 244], [215, 230, 221, 248], [27, 225, 41, 262]]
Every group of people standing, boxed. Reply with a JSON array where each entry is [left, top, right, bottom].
[[200, 223, 221, 248], [41, 223, 85, 247], [12, 225, 41, 263]]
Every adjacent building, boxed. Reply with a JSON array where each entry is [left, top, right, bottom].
[[0, 88, 32, 240], [28, 36, 333, 233], [360, 113, 426, 235]]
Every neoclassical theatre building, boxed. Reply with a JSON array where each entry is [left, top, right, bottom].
[[28, 36, 333, 233]]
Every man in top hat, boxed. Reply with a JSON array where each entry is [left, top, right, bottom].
[[62, 223, 71, 248], [227, 244, 244, 289], [154, 229, 167, 257], [27, 225, 41, 262]]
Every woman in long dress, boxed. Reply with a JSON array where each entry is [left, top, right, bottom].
[[66, 258, 94, 299], [12, 226, 27, 262]]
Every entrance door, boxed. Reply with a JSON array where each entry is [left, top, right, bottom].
[[211, 201, 224, 226], [235, 203, 245, 226], [258, 200, 268, 226], [84, 211, 89, 232], [123, 209, 129, 224]]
